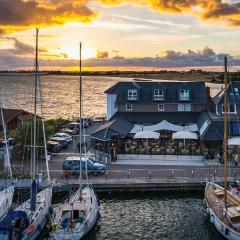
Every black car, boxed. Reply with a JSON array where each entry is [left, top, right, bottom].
[[63, 157, 106, 175], [47, 141, 62, 153]]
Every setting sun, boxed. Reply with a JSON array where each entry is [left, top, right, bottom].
[[60, 46, 96, 59]]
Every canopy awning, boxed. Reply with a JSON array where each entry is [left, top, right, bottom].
[[130, 120, 198, 133], [228, 137, 240, 146], [172, 131, 198, 140], [134, 131, 160, 139]]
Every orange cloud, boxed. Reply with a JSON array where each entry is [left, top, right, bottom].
[[0, 0, 240, 36]]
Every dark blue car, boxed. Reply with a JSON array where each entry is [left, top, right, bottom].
[[63, 157, 106, 175]]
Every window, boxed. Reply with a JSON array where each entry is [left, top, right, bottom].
[[222, 104, 236, 113], [178, 104, 184, 112], [128, 89, 137, 100], [179, 89, 190, 101], [158, 104, 164, 111], [154, 89, 164, 100], [234, 88, 240, 97], [178, 104, 191, 112], [126, 103, 132, 111]]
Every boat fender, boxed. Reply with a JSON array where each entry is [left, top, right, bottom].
[[37, 224, 42, 232], [69, 221, 76, 229], [97, 211, 101, 220], [52, 223, 59, 230], [26, 223, 36, 234], [225, 228, 229, 236], [97, 196, 100, 206], [49, 207, 53, 214]]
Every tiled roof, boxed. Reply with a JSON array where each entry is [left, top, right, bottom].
[[212, 81, 240, 104], [105, 81, 208, 104], [110, 112, 200, 124], [91, 118, 133, 141]]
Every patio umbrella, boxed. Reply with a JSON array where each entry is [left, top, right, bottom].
[[228, 137, 240, 146], [134, 131, 160, 151], [134, 131, 160, 139], [172, 130, 198, 146]]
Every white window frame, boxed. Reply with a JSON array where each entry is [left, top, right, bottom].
[[180, 89, 190, 101], [178, 103, 191, 112], [128, 89, 138, 100], [154, 89, 164, 101], [126, 103, 133, 111], [222, 104, 236, 114], [158, 104, 164, 112]]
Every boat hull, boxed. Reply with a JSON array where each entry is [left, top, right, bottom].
[[205, 182, 240, 240], [51, 186, 100, 240]]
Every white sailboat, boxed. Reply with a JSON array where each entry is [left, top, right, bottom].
[[51, 42, 100, 240], [205, 56, 240, 240], [0, 103, 14, 221], [0, 29, 52, 240]]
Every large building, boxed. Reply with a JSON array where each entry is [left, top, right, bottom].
[[91, 80, 240, 163]]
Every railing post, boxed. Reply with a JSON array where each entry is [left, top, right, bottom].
[[127, 170, 131, 179], [105, 170, 108, 180], [148, 170, 152, 180]]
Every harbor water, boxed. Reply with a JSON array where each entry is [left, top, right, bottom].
[[0, 75, 222, 120], [77, 191, 223, 240]]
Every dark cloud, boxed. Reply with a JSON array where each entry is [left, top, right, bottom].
[[0, 0, 97, 33], [1, 46, 240, 70], [96, 50, 109, 58]]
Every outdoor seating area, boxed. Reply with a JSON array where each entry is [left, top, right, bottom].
[[120, 137, 201, 155], [92, 129, 202, 156]]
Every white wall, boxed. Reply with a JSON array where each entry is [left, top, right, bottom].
[[107, 94, 117, 120]]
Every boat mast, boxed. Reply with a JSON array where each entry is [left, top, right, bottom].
[[32, 28, 39, 181], [79, 42, 83, 194], [0, 106, 12, 178], [30, 28, 38, 212], [224, 56, 229, 203]]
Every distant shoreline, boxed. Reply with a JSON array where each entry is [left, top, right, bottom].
[[0, 70, 229, 83]]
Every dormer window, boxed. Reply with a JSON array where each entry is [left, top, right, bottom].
[[154, 89, 164, 101], [128, 89, 138, 100], [179, 89, 190, 101]]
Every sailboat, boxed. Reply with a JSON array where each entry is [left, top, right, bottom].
[[0, 29, 52, 240], [51, 43, 100, 240], [0, 106, 14, 221], [205, 56, 240, 240]]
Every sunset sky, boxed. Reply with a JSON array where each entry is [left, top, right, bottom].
[[1, 0, 240, 70]]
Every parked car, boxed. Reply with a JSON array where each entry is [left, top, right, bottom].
[[47, 141, 62, 153], [67, 122, 80, 132], [53, 133, 72, 143], [60, 128, 78, 135], [76, 118, 92, 128], [49, 137, 68, 148], [63, 156, 106, 175]]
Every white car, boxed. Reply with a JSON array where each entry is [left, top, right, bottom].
[[53, 132, 73, 143]]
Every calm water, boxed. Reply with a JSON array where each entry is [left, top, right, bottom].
[[0, 75, 222, 119], [83, 192, 223, 240]]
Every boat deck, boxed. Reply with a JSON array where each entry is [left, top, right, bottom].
[[206, 183, 240, 232]]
